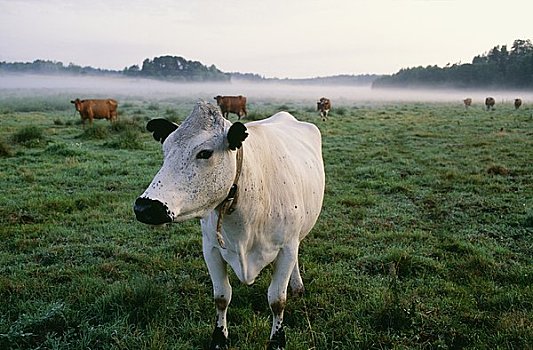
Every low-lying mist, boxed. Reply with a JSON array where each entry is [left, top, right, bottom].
[[1, 73, 532, 105]]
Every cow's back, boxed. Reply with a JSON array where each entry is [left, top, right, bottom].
[[91, 99, 118, 120], [248, 112, 321, 148], [244, 112, 324, 239]]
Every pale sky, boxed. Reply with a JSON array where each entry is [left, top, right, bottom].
[[1, 0, 532, 79]]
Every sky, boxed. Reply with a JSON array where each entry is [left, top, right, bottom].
[[1, 0, 532, 79]]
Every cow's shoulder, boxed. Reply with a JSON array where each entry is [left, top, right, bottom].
[[251, 111, 297, 126], [247, 112, 321, 146]]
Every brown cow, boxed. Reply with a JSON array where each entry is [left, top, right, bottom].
[[214, 95, 247, 120], [71, 98, 118, 126], [514, 98, 522, 110], [485, 97, 496, 111], [463, 98, 472, 108], [317, 97, 331, 121]]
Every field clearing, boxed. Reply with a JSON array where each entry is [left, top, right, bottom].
[[0, 93, 532, 349]]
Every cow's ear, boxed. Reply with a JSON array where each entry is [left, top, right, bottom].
[[227, 122, 248, 150], [146, 118, 179, 144]]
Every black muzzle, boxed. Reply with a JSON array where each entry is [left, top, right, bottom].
[[134, 197, 172, 225]]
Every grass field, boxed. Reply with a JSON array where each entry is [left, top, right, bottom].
[[0, 94, 531, 349]]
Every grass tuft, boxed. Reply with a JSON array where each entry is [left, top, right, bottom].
[[12, 126, 46, 146], [105, 129, 144, 150], [0, 139, 13, 157], [44, 142, 84, 157], [109, 118, 144, 133], [487, 164, 510, 176], [80, 125, 109, 140]]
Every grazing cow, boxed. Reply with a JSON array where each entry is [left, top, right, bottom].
[[463, 98, 472, 108], [514, 98, 522, 110], [134, 101, 325, 350], [214, 95, 247, 120], [317, 97, 331, 121], [485, 97, 496, 111], [70, 98, 118, 126]]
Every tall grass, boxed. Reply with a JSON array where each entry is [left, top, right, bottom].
[[0, 99, 531, 349], [12, 126, 46, 147], [0, 139, 13, 157]]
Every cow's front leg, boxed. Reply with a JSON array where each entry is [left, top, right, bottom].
[[267, 245, 299, 350], [203, 246, 232, 350]]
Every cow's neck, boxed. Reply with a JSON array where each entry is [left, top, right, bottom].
[[215, 146, 244, 247]]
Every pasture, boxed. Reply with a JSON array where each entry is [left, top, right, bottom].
[[0, 94, 531, 349]]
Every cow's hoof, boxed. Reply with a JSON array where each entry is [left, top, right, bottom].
[[266, 341, 285, 350], [210, 344, 228, 350], [210, 339, 228, 350], [210, 325, 228, 350], [266, 326, 285, 350]]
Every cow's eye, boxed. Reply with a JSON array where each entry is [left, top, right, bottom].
[[196, 149, 213, 159]]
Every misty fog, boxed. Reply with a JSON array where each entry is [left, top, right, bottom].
[[1, 74, 532, 105]]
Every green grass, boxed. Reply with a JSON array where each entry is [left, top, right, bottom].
[[0, 97, 531, 349], [12, 126, 47, 147]]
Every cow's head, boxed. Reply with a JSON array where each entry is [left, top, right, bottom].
[[70, 98, 82, 111], [214, 95, 222, 105], [134, 101, 248, 225]]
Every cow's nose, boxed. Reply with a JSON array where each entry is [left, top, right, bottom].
[[134, 197, 172, 225]]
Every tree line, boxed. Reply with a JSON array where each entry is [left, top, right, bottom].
[[0, 60, 116, 76], [0, 56, 374, 85], [123, 55, 229, 81], [0, 56, 229, 82], [372, 39, 533, 89]]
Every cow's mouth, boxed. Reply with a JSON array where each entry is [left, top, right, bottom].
[[133, 197, 172, 225], [134, 197, 207, 225]]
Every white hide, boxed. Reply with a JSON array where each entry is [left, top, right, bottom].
[[141, 102, 325, 285], [202, 111, 325, 285], [139, 101, 325, 346]]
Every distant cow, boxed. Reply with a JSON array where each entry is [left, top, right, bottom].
[[514, 98, 522, 110], [485, 97, 496, 111], [71, 98, 118, 125], [134, 101, 325, 349], [214, 95, 247, 120], [463, 98, 472, 108], [317, 97, 331, 121]]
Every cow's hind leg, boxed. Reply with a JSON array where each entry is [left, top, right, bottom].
[[111, 111, 118, 122], [267, 245, 299, 350], [289, 259, 304, 297], [203, 247, 232, 350]]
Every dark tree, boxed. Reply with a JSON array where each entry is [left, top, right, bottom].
[[372, 39, 533, 89]]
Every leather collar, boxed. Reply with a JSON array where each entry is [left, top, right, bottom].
[[215, 146, 243, 248]]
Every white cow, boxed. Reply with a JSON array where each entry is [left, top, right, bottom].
[[134, 101, 325, 350]]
